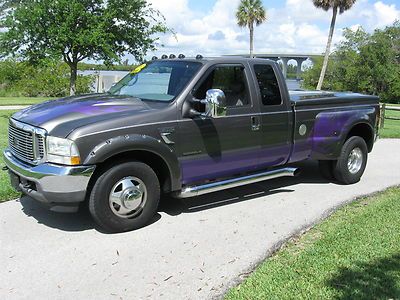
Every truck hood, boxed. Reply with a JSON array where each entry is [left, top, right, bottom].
[[12, 94, 155, 137]]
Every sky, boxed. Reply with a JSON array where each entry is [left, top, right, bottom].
[[145, 0, 400, 60]]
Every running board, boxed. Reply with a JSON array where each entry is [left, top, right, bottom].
[[175, 167, 299, 198]]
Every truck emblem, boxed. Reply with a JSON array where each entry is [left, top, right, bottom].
[[12, 137, 19, 147], [160, 132, 175, 145], [299, 124, 307, 136]]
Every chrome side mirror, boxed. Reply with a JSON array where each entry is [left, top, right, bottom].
[[203, 89, 227, 118]]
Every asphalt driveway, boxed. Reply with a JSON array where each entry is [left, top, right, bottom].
[[1, 139, 399, 300]]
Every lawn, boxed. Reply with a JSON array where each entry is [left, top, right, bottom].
[[0, 110, 20, 202], [226, 187, 400, 299], [0, 97, 54, 106], [380, 107, 400, 138]]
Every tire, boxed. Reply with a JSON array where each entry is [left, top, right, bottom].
[[89, 161, 160, 233], [318, 160, 336, 181], [333, 136, 368, 185]]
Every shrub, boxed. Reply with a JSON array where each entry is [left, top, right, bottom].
[[0, 59, 94, 97]]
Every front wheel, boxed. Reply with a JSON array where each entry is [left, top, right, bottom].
[[89, 161, 160, 233], [333, 136, 368, 185]]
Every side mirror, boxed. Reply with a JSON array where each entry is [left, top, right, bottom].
[[203, 89, 227, 118]]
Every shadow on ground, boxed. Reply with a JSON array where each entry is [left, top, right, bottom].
[[159, 160, 329, 216], [19, 160, 330, 232], [19, 197, 95, 232], [327, 254, 400, 299]]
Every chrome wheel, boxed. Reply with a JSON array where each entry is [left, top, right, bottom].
[[109, 176, 147, 218], [347, 147, 363, 174]]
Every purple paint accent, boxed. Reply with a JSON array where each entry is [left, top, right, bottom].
[[258, 143, 290, 169], [180, 147, 258, 184], [312, 110, 365, 157], [290, 108, 373, 162], [180, 144, 290, 185], [12, 95, 148, 130]]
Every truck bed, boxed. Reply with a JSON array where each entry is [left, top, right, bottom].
[[289, 90, 379, 107]]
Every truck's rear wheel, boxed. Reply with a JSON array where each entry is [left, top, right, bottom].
[[89, 161, 160, 233], [333, 136, 368, 185]]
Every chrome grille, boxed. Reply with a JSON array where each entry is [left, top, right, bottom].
[[8, 120, 46, 164]]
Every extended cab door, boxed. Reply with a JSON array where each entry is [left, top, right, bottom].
[[177, 63, 262, 185], [249, 62, 293, 169]]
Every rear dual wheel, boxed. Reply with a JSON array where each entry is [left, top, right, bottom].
[[319, 136, 368, 185]]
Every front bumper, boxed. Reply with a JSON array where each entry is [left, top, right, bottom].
[[3, 149, 95, 212]]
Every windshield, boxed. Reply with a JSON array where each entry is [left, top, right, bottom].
[[108, 61, 202, 102]]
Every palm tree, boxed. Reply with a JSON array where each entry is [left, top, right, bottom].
[[313, 0, 357, 90], [236, 0, 267, 58]]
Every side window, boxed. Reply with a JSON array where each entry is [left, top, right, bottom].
[[253, 64, 282, 106], [193, 65, 250, 107]]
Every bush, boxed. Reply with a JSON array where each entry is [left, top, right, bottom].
[[0, 59, 94, 97]]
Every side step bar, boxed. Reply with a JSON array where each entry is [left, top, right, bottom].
[[175, 167, 299, 198]]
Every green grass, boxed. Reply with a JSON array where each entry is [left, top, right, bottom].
[[0, 97, 54, 106], [381, 107, 400, 138], [0, 110, 20, 202], [226, 187, 400, 300]]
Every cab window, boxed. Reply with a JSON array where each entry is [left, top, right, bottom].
[[193, 65, 250, 107], [253, 64, 282, 106]]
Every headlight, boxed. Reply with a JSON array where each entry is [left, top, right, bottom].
[[46, 136, 81, 165]]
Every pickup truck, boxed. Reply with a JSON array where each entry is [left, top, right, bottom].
[[3, 56, 380, 232]]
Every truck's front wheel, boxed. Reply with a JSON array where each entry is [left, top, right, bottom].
[[89, 161, 160, 233], [333, 136, 368, 185]]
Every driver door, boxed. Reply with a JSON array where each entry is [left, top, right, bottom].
[[177, 64, 261, 185]]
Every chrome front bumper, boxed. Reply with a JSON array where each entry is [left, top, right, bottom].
[[3, 149, 95, 212]]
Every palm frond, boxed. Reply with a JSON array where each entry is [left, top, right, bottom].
[[236, 0, 267, 28], [312, 0, 357, 14]]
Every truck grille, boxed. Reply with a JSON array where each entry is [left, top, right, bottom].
[[8, 120, 46, 164]]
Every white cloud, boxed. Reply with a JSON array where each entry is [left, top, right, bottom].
[[373, 1, 400, 27], [145, 0, 400, 61]]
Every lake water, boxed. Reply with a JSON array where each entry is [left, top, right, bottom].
[[81, 70, 302, 93]]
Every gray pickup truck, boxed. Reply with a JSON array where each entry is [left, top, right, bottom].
[[3, 56, 380, 232]]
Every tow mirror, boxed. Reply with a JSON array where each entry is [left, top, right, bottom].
[[203, 89, 227, 118]]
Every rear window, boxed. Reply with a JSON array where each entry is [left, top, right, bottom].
[[253, 65, 282, 106]]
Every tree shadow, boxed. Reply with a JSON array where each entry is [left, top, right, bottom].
[[327, 254, 400, 299]]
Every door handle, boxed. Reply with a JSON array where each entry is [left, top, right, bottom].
[[251, 116, 261, 131]]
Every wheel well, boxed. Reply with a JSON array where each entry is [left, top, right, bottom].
[[90, 150, 172, 194], [346, 123, 374, 152]]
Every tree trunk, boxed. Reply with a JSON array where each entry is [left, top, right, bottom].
[[249, 23, 254, 58], [69, 62, 78, 96], [317, 5, 338, 91]]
